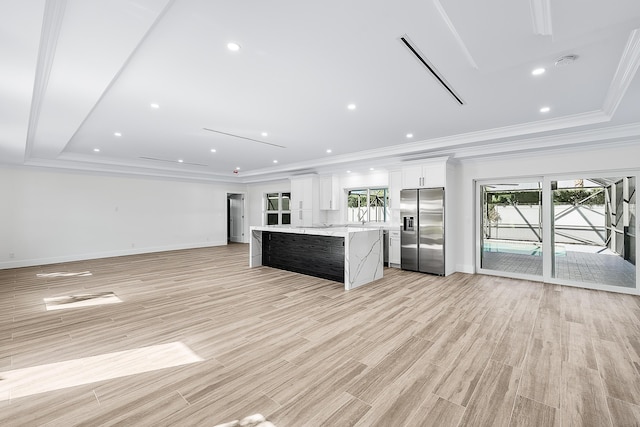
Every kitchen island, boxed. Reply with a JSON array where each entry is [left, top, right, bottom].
[[250, 225, 383, 290]]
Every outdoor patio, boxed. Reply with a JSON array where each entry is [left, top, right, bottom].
[[482, 247, 636, 288]]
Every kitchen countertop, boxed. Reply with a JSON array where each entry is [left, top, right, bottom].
[[250, 225, 378, 236], [251, 223, 400, 233], [250, 225, 384, 290]]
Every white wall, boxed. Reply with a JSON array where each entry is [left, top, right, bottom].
[[456, 142, 640, 273], [0, 166, 245, 268]]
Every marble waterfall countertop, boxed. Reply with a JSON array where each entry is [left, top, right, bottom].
[[250, 225, 384, 290]]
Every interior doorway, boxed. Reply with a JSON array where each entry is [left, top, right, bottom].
[[227, 193, 245, 243]]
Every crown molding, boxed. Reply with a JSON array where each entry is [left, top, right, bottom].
[[452, 122, 640, 160], [603, 28, 640, 116], [23, 157, 244, 184], [19, 121, 640, 183], [241, 109, 610, 178], [529, 0, 553, 36]]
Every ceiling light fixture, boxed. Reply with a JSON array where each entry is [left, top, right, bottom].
[[235, 167, 240, 170], [370, 167, 375, 171], [178, 159, 184, 163], [210, 149, 216, 153], [150, 103, 160, 109], [347, 104, 356, 110], [531, 67, 546, 76], [346, 170, 352, 173], [227, 42, 241, 51], [114, 132, 122, 137], [406, 133, 414, 138], [326, 149, 332, 153], [273, 160, 278, 163], [261, 132, 268, 137], [540, 106, 550, 113], [93, 148, 100, 152]]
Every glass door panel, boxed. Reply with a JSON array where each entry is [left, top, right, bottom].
[[552, 177, 636, 288], [480, 181, 543, 277]]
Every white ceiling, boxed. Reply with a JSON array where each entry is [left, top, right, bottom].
[[2, 0, 640, 183]]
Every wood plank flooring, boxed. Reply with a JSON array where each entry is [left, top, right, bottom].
[[1, 244, 640, 426]]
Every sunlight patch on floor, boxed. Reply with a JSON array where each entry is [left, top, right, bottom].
[[44, 292, 122, 311], [37, 271, 92, 277], [0, 342, 203, 401]]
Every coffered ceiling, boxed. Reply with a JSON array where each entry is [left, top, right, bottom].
[[2, 0, 640, 182]]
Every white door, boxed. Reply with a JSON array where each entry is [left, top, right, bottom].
[[229, 194, 244, 243]]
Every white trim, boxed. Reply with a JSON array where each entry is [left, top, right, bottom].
[[529, 0, 553, 36], [241, 111, 612, 179], [24, 0, 67, 162], [0, 241, 227, 270], [432, 0, 478, 69], [603, 29, 640, 117], [455, 264, 474, 274], [455, 122, 640, 161]]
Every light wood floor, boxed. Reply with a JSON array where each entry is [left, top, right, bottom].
[[1, 244, 640, 426]]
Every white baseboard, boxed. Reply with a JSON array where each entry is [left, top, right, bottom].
[[456, 264, 475, 274], [0, 240, 229, 270]]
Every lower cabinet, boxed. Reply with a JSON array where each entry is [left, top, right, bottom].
[[262, 232, 345, 282], [389, 230, 400, 267]]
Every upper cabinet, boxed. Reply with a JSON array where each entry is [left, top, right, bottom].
[[319, 175, 339, 210], [401, 158, 447, 189], [290, 176, 319, 226], [290, 176, 315, 210]]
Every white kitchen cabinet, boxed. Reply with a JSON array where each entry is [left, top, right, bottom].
[[388, 170, 402, 211], [290, 176, 319, 226], [389, 229, 400, 267], [319, 175, 340, 210], [401, 159, 446, 188]]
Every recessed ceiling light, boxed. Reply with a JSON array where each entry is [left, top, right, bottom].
[[273, 160, 278, 163], [326, 149, 332, 153], [150, 103, 160, 109], [227, 42, 241, 51], [261, 132, 268, 137], [210, 148, 216, 153], [540, 106, 550, 113], [531, 68, 546, 76], [347, 104, 356, 110], [178, 159, 184, 163], [93, 148, 100, 152], [369, 167, 374, 171], [346, 170, 352, 173], [406, 133, 413, 138], [114, 132, 122, 137], [235, 167, 240, 170]]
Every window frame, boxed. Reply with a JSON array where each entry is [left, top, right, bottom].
[[264, 192, 291, 225], [346, 187, 389, 223]]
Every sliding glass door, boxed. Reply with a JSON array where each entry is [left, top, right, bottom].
[[477, 174, 637, 292], [479, 181, 543, 279], [552, 177, 636, 288]]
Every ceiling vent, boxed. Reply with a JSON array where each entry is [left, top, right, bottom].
[[139, 157, 208, 167], [554, 54, 578, 67], [399, 35, 465, 105], [202, 128, 286, 148]]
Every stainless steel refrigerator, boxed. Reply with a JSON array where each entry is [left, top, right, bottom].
[[400, 188, 445, 275]]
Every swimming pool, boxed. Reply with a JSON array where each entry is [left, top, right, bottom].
[[482, 240, 566, 256]]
